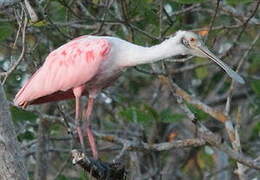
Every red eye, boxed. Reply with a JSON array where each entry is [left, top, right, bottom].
[[190, 38, 195, 42]]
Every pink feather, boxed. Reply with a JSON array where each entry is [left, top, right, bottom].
[[14, 37, 111, 106]]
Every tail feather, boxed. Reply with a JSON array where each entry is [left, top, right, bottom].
[[14, 68, 42, 106], [30, 89, 86, 104], [14, 80, 32, 106]]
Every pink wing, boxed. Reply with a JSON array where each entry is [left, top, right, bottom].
[[14, 37, 111, 106]]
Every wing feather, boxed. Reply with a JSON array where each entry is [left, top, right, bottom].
[[14, 37, 111, 106]]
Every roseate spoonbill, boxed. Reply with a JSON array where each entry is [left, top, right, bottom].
[[14, 31, 244, 159]]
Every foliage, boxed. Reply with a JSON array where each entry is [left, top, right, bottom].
[[0, 0, 259, 179]]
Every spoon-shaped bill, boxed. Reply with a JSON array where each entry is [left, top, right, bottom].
[[197, 46, 245, 84]]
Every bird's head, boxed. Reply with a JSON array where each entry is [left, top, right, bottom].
[[171, 30, 245, 84], [177, 31, 204, 57]]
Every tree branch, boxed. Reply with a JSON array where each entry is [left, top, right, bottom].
[[197, 123, 260, 170], [0, 0, 21, 9], [95, 132, 205, 151], [160, 76, 228, 123], [0, 85, 29, 180], [71, 149, 126, 180]]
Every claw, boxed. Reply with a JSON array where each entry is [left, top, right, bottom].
[[67, 128, 73, 135], [71, 149, 85, 165]]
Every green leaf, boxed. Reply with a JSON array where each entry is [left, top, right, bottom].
[[160, 109, 184, 123], [11, 107, 38, 123], [0, 22, 12, 41], [226, 0, 252, 5], [92, 0, 100, 4], [175, 0, 205, 4], [120, 105, 185, 123], [50, 124, 63, 135], [186, 103, 209, 120], [119, 106, 136, 122], [196, 66, 208, 79], [18, 131, 35, 141], [195, 58, 208, 79], [251, 80, 260, 95], [251, 121, 260, 140], [249, 54, 260, 73], [55, 175, 70, 180], [143, 104, 159, 120], [49, 1, 67, 21], [129, 0, 158, 27], [136, 109, 153, 123], [127, 73, 151, 94], [80, 169, 88, 179], [119, 104, 155, 123], [30, 20, 48, 27], [197, 149, 214, 169]]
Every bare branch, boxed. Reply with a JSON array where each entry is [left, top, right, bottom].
[[161, 76, 228, 123], [24, 0, 38, 23], [0, 0, 21, 9], [1, 11, 28, 84], [95, 131, 205, 151], [197, 123, 260, 171], [206, 0, 221, 41], [159, 74, 260, 171], [0, 85, 29, 180], [71, 149, 126, 180]]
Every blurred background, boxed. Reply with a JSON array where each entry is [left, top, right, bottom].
[[0, 0, 259, 179]]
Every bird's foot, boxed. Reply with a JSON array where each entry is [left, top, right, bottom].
[[69, 123, 98, 159], [66, 124, 79, 136], [71, 149, 126, 179], [67, 127, 74, 135]]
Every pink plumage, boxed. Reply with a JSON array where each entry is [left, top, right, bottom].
[[14, 37, 111, 107]]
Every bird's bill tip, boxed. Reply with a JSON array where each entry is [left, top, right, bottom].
[[196, 45, 245, 84], [232, 73, 245, 84]]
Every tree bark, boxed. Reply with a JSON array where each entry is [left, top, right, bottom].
[[0, 85, 29, 180], [34, 118, 48, 180], [0, 0, 20, 9]]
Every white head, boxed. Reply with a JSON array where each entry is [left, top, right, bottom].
[[170, 31, 245, 84]]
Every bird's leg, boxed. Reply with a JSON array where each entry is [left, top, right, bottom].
[[83, 97, 98, 159], [75, 96, 85, 152], [73, 87, 86, 154]]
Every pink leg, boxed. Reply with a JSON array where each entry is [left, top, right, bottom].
[[73, 87, 85, 152], [75, 96, 85, 149], [83, 97, 98, 159]]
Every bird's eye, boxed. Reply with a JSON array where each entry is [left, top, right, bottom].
[[190, 38, 195, 42]]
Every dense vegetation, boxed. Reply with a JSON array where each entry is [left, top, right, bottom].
[[0, 0, 259, 179]]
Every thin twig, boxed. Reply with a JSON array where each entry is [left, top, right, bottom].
[[221, 1, 260, 59], [223, 28, 260, 180], [206, 0, 220, 41], [161, 76, 228, 123], [1, 10, 28, 84], [197, 123, 260, 170], [13, 8, 23, 48], [151, 73, 260, 170], [24, 0, 38, 23], [95, 131, 205, 152], [53, 157, 70, 180], [171, 62, 211, 74], [235, 0, 260, 42]]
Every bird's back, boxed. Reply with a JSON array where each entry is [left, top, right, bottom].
[[14, 36, 112, 106]]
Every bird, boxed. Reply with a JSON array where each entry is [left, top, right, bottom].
[[14, 30, 245, 159]]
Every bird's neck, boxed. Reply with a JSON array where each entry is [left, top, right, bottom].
[[121, 36, 184, 67]]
